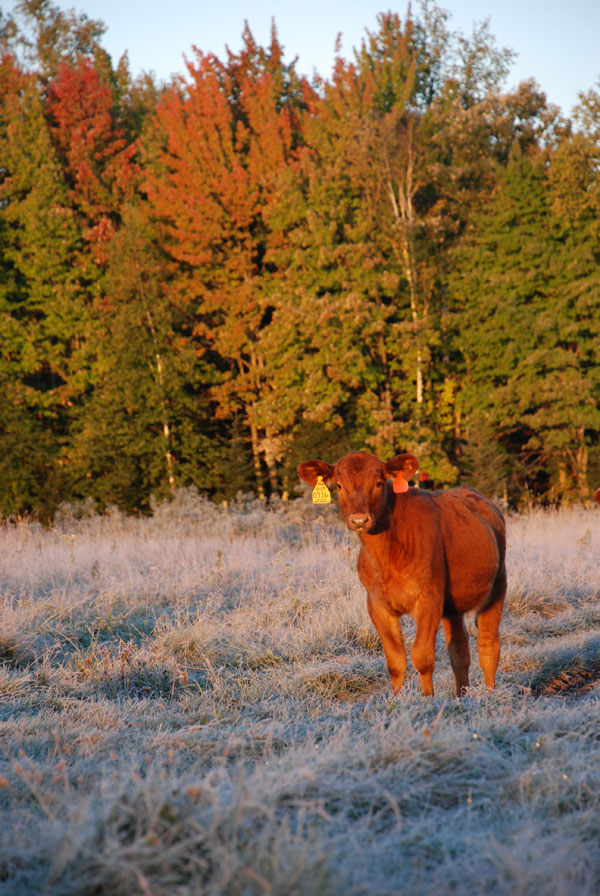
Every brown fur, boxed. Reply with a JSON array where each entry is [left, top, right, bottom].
[[595, 488, 600, 505], [298, 451, 507, 697]]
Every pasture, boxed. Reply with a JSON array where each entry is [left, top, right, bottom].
[[1, 490, 600, 895]]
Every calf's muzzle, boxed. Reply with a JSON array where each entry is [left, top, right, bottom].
[[349, 512, 374, 531]]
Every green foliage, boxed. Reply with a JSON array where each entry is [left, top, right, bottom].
[[4, 0, 108, 79], [451, 147, 600, 502], [1, 2, 600, 517], [0, 56, 81, 518]]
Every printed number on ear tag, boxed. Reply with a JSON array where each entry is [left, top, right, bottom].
[[312, 476, 331, 504], [393, 473, 409, 494]]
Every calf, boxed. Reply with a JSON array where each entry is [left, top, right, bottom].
[[298, 451, 506, 697]]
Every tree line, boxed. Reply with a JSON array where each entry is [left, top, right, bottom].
[[1, 0, 599, 519]]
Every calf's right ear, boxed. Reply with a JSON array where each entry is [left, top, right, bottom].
[[298, 460, 335, 488], [383, 453, 419, 482]]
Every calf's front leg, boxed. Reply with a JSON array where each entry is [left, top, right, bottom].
[[411, 600, 442, 696], [367, 596, 407, 694]]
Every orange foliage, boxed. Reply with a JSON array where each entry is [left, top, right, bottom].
[[46, 57, 138, 257]]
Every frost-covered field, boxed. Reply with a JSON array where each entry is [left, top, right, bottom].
[[1, 491, 600, 895]]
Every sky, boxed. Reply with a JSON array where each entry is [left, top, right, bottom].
[[48, 1, 600, 116]]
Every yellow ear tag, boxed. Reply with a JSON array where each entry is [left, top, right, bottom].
[[312, 475, 331, 504]]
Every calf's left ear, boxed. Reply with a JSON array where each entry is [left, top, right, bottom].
[[298, 460, 335, 488], [383, 453, 419, 483]]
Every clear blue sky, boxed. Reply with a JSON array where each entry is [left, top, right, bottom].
[[51, 0, 600, 115]]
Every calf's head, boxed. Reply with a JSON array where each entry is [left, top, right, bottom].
[[298, 451, 419, 533]]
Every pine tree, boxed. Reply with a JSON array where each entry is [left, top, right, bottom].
[[0, 5, 146, 516], [68, 202, 239, 510], [546, 103, 600, 498], [0, 54, 81, 516], [452, 146, 600, 502]]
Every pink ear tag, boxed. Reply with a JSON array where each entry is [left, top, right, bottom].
[[393, 473, 409, 494]]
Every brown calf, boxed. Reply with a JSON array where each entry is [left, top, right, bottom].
[[298, 451, 507, 697]]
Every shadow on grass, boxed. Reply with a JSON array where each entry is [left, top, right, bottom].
[[529, 635, 600, 697]]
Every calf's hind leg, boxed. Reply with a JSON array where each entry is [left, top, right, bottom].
[[476, 570, 506, 690], [442, 615, 471, 696]]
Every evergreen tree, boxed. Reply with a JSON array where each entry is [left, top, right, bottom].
[[547, 99, 600, 497], [68, 202, 239, 510], [452, 147, 600, 502], [0, 54, 81, 517]]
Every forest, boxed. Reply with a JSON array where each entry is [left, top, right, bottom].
[[1, 0, 600, 519]]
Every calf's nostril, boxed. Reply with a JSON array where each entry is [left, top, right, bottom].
[[350, 514, 369, 528]]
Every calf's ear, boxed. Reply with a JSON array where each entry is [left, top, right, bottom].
[[383, 453, 419, 482], [298, 460, 335, 488]]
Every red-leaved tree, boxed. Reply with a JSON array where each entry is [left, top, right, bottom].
[[144, 26, 309, 495], [46, 56, 138, 265]]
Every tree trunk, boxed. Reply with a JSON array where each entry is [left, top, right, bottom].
[[154, 352, 175, 493], [263, 440, 279, 498], [145, 310, 175, 494], [384, 125, 424, 417], [454, 406, 462, 449], [573, 427, 590, 501], [557, 456, 569, 500], [377, 334, 394, 450], [249, 419, 266, 501]]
